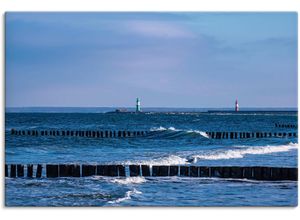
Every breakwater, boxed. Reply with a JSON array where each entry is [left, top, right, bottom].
[[5, 164, 297, 181], [10, 129, 297, 139], [206, 131, 297, 139], [10, 129, 148, 138], [275, 123, 297, 129]]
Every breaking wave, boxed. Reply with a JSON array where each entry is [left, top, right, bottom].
[[186, 130, 210, 138], [189, 143, 298, 162], [110, 177, 146, 185], [124, 143, 297, 165], [124, 155, 188, 166], [150, 126, 209, 138], [108, 188, 142, 204], [150, 126, 179, 131]]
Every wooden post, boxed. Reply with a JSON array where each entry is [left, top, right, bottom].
[[262, 167, 272, 180], [59, 164, 71, 177], [199, 166, 209, 177], [5, 164, 8, 177], [107, 165, 118, 176], [231, 167, 243, 178], [159, 166, 169, 176], [129, 165, 140, 176], [169, 166, 179, 176], [17, 164, 24, 177], [253, 167, 263, 180], [141, 165, 150, 176], [189, 166, 199, 177], [180, 166, 189, 176], [10, 164, 16, 178], [46, 164, 59, 178], [36, 164, 43, 178], [82, 165, 96, 177], [117, 165, 126, 177], [27, 164, 33, 178], [152, 166, 159, 176], [210, 167, 223, 178], [72, 165, 81, 177], [96, 165, 105, 176]]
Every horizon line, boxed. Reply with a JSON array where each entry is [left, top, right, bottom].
[[5, 106, 298, 109]]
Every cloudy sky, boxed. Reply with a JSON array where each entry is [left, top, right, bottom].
[[6, 13, 297, 108]]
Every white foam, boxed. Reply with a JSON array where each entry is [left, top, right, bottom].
[[124, 155, 188, 166], [108, 188, 142, 204], [150, 126, 209, 138], [168, 126, 180, 131], [187, 129, 210, 138], [150, 126, 167, 131], [191, 143, 298, 161], [150, 126, 180, 131], [110, 177, 146, 185], [146, 155, 188, 165]]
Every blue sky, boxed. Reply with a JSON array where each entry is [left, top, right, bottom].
[[6, 12, 297, 108]]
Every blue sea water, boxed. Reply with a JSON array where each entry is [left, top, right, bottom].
[[5, 108, 298, 206]]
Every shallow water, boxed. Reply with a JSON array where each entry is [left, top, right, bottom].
[[5, 109, 298, 206]]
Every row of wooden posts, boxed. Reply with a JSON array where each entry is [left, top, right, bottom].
[[5, 164, 297, 181], [275, 123, 297, 129], [10, 129, 298, 139], [10, 129, 148, 138], [206, 131, 297, 139]]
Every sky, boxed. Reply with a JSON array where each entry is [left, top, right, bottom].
[[6, 12, 297, 108]]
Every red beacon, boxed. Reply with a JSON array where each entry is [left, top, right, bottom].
[[235, 99, 239, 112]]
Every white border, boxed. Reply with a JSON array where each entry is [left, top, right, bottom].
[[0, 0, 299, 220]]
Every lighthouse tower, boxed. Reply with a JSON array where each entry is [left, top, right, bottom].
[[235, 99, 239, 112], [136, 98, 141, 113]]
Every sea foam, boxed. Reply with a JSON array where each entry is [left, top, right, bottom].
[[190, 143, 298, 161], [150, 126, 209, 138], [110, 177, 146, 185], [108, 188, 142, 204], [124, 155, 188, 166], [125, 143, 298, 165]]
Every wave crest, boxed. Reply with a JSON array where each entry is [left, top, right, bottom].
[[108, 188, 142, 204], [110, 177, 146, 185], [150, 126, 209, 138], [190, 143, 298, 162], [125, 155, 188, 166]]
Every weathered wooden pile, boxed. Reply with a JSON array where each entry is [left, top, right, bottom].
[[5, 164, 298, 181]]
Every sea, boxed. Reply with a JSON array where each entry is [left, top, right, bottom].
[[5, 107, 298, 206]]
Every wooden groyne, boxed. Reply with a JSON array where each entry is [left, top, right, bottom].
[[275, 123, 297, 129], [206, 131, 297, 139], [10, 129, 298, 139], [5, 164, 298, 181], [10, 129, 148, 138]]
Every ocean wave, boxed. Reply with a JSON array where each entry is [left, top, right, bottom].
[[108, 188, 142, 204], [124, 155, 188, 166], [186, 130, 210, 138], [110, 177, 146, 185], [150, 126, 209, 138], [150, 126, 179, 131], [124, 143, 298, 165], [189, 143, 298, 162]]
